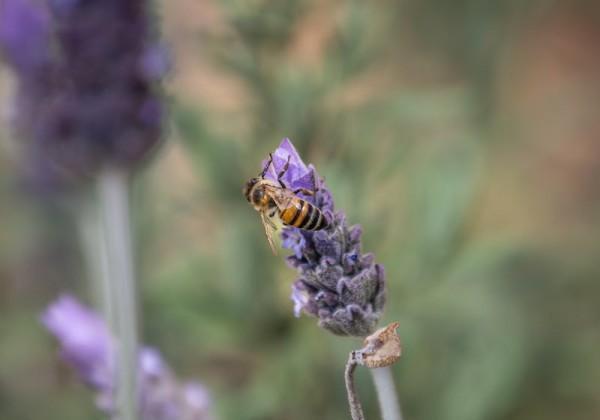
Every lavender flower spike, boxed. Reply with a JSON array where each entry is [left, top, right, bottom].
[[42, 295, 214, 420], [263, 139, 386, 337], [0, 0, 167, 188]]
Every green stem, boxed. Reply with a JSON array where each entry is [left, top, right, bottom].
[[370, 367, 402, 420], [77, 198, 113, 326], [98, 168, 139, 420]]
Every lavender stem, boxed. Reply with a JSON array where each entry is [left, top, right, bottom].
[[77, 200, 114, 326], [345, 352, 365, 420], [370, 367, 402, 420], [98, 168, 139, 420]]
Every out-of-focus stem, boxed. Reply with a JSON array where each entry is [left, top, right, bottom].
[[77, 200, 113, 326], [345, 352, 365, 420], [98, 168, 139, 420], [370, 367, 402, 420]]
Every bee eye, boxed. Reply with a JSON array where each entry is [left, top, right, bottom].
[[252, 188, 264, 203]]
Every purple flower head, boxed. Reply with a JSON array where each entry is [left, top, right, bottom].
[[42, 295, 213, 420], [261, 139, 386, 336]]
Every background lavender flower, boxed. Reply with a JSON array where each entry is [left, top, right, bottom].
[[263, 139, 386, 337], [42, 295, 213, 420], [42, 294, 114, 391], [0, 0, 167, 188]]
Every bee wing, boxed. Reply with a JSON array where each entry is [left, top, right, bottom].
[[260, 212, 278, 255], [262, 184, 297, 211]]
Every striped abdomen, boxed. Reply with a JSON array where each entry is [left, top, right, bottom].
[[279, 199, 328, 231]]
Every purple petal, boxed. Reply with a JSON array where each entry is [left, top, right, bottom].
[[140, 347, 167, 379], [291, 283, 309, 318], [262, 138, 316, 192], [182, 382, 212, 414], [140, 43, 171, 81], [281, 228, 306, 259]]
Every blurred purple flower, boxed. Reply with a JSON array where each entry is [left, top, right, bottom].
[[0, 0, 167, 190], [140, 43, 171, 81], [0, 0, 52, 75], [139, 349, 214, 420], [42, 294, 114, 390], [181, 382, 214, 420], [42, 295, 213, 420], [262, 139, 386, 336]]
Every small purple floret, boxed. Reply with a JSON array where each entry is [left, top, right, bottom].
[[262, 139, 386, 336], [182, 382, 214, 419]]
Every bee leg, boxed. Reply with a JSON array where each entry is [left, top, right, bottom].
[[260, 153, 274, 178], [293, 188, 314, 196], [276, 155, 291, 187]]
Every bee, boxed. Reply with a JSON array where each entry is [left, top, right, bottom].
[[243, 154, 329, 254]]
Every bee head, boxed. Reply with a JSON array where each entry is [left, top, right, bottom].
[[243, 177, 259, 202]]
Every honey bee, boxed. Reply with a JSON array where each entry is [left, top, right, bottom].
[[243, 154, 329, 254]]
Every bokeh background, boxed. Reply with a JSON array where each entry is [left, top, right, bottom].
[[2, 0, 600, 419]]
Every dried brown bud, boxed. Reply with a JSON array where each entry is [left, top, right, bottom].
[[354, 322, 401, 368]]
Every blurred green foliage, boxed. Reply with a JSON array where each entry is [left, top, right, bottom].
[[2, 0, 600, 419]]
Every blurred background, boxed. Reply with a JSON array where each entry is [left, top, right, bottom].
[[1, 0, 600, 419]]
